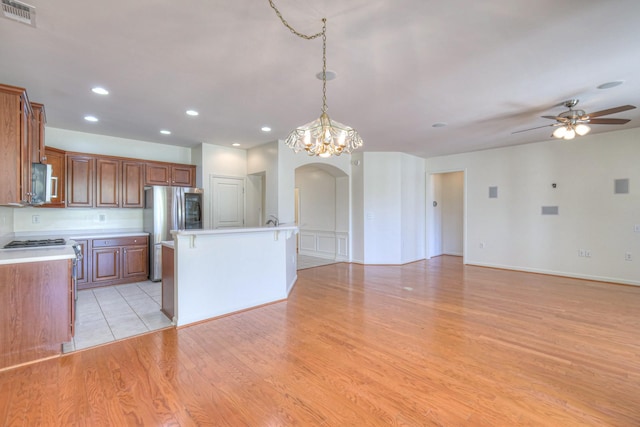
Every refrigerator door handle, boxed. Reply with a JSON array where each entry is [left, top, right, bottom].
[[178, 188, 186, 230]]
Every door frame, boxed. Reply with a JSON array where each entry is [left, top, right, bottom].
[[425, 168, 467, 262]]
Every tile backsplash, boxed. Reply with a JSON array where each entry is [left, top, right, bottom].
[[14, 207, 143, 233]]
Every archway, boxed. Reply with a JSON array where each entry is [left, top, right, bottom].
[[295, 163, 349, 268]]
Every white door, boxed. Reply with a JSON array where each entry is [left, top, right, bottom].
[[211, 176, 244, 228]]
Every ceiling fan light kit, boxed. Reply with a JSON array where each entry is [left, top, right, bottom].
[[268, 0, 363, 158], [514, 99, 636, 141]]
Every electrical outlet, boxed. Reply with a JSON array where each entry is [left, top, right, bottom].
[[479, 242, 485, 249], [578, 249, 586, 257], [31, 215, 40, 224], [634, 224, 640, 233], [585, 250, 592, 258], [98, 214, 107, 222], [625, 252, 632, 261]]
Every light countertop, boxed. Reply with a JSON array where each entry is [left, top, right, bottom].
[[0, 245, 76, 265]]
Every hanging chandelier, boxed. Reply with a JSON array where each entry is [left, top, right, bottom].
[[268, 1, 363, 158]]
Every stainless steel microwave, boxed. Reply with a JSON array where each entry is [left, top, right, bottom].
[[30, 163, 52, 205]]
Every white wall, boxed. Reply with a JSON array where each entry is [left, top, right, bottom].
[[425, 127, 640, 286], [363, 153, 403, 264], [248, 142, 279, 223], [351, 152, 364, 263], [199, 143, 247, 228], [46, 128, 191, 163], [400, 153, 427, 263], [0, 207, 14, 238], [14, 207, 142, 234], [295, 167, 337, 230]]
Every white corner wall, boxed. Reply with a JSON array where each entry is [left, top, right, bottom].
[[248, 141, 279, 223], [401, 153, 427, 263], [426, 127, 640, 286]]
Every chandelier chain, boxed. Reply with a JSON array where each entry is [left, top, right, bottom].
[[268, 0, 324, 40], [268, 1, 328, 113]]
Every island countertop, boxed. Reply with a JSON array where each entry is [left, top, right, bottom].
[[171, 225, 298, 236]]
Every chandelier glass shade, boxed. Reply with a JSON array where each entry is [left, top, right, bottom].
[[269, 1, 362, 158], [285, 112, 363, 157]]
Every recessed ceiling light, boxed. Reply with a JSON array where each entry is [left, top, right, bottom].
[[186, 110, 199, 116], [597, 80, 624, 90], [432, 122, 447, 128], [232, 143, 241, 147], [91, 87, 109, 95], [261, 126, 272, 132], [160, 130, 171, 135], [84, 115, 98, 122], [316, 70, 337, 81]]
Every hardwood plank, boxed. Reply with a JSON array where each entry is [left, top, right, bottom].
[[1, 256, 639, 425]]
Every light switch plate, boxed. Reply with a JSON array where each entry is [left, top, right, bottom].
[[634, 224, 640, 233]]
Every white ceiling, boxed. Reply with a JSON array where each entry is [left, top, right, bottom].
[[1, 0, 639, 158]]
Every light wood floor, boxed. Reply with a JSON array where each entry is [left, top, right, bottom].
[[2, 256, 639, 426]]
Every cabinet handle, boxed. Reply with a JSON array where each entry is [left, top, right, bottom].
[[41, 156, 47, 162], [51, 176, 58, 198]]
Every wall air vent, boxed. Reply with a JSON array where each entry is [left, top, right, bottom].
[[1, 0, 36, 27]]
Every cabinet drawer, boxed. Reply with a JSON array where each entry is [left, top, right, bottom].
[[91, 236, 148, 247]]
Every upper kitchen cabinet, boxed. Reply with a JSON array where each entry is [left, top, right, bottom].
[[145, 161, 195, 187], [0, 83, 35, 206], [42, 147, 66, 208], [30, 102, 46, 164], [121, 161, 145, 208], [66, 154, 94, 207], [95, 157, 120, 208], [67, 154, 145, 208]]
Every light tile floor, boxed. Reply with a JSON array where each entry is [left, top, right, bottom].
[[63, 280, 172, 353], [63, 256, 337, 353]]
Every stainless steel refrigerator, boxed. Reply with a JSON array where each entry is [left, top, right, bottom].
[[143, 186, 204, 281]]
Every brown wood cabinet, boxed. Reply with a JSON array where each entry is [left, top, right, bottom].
[[95, 157, 120, 207], [121, 161, 145, 208], [80, 235, 149, 289], [161, 245, 175, 320], [30, 102, 46, 164], [145, 161, 196, 187], [67, 155, 146, 209], [0, 83, 35, 205], [66, 154, 94, 207], [41, 146, 66, 207], [74, 239, 89, 285], [0, 259, 72, 370]]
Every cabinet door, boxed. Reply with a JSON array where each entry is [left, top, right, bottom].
[[42, 147, 66, 208], [74, 239, 89, 285], [95, 158, 120, 207], [0, 86, 23, 205], [30, 102, 46, 164], [92, 247, 120, 283], [145, 162, 171, 186], [122, 245, 149, 279], [67, 155, 94, 207], [20, 94, 33, 204], [121, 161, 144, 208], [172, 164, 195, 187]]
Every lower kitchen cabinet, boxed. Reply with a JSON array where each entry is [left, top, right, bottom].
[[0, 259, 72, 370], [77, 235, 149, 290]]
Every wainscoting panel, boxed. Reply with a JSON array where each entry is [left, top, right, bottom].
[[298, 229, 349, 261]]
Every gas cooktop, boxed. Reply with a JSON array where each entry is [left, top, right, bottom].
[[3, 238, 67, 249]]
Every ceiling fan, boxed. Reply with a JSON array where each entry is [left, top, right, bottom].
[[513, 100, 636, 140]]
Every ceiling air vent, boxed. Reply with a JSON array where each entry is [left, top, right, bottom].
[[2, 0, 36, 27]]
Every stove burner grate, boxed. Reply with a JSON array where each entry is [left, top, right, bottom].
[[3, 238, 67, 249]]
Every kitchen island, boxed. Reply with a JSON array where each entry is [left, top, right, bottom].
[[169, 225, 298, 327]]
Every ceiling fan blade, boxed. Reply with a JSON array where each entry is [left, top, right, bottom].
[[512, 124, 555, 134], [588, 105, 636, 118], [588, 118, 631, 125], [541, 115, 558, 120]]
